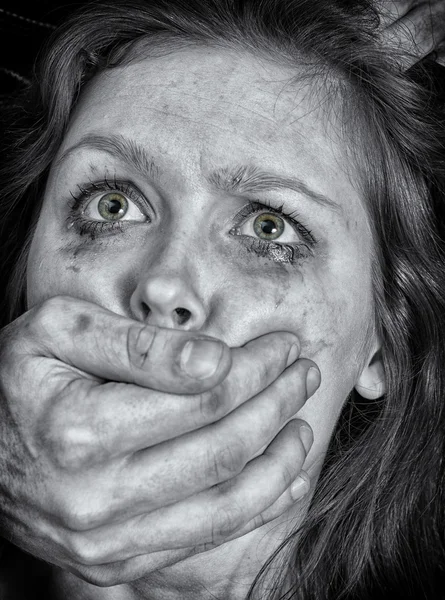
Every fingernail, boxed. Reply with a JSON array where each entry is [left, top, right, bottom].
[[180, 340, 223, 379], [290, 473, 310, 501], [306, 367, 321, 397], [286, 343, 300, 367], [299, 423, 313, 454]]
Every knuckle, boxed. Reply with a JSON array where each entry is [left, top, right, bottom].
[[33, 296, 71, 328], [67, 533, 104, 566], [75, 563, 128, 587], [267, 375, 298, 424], [45, 421, 98, 472], [58, 495, 104, 532], [264, 434, 299, 487], [197, 388, 227, 422], [260, 359, 274, 384], [207, 438, 246, 482], [126, 324, 157, 370], [242, 353, 271, 391], [25, 295, 76, 346], [273, 382, 293, 424]]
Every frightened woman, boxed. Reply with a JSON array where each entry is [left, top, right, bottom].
[[0, 1, 445, 599]]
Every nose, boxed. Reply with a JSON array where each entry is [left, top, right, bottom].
[[129, 273, 207, 330]]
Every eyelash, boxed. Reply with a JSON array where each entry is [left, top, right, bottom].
[[67, 176, 147, 237], [66, 178, 318, 265], [230, 201, 318, 265]]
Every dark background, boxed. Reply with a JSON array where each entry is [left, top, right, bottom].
[[0, 1, 86, 96]]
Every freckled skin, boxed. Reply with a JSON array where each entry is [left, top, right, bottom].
[[26, 47, 381, 598]]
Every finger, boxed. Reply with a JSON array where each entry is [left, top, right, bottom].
[[19, 296, 232, 394], [42, 331, 302, 468], [29, 529, 200, 587], [77, 468, 310, 584], [107, 360, 316, 521], [57, 473, 312, 585], [60, 419, 312, 563], [377, 0, 418, 29], [58, 360, 319, 529], [380, 1, 445, 68], [221, 469, 311, 543], [67, 548, 199, 587]]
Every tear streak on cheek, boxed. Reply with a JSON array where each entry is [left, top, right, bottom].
[[60, 237, 106, 265]]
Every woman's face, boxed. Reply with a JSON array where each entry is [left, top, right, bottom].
[[27, 46, 382, 468]]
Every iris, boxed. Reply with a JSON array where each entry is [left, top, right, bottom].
[[97, 193, 128, 221], [253, 213, 284, 240]]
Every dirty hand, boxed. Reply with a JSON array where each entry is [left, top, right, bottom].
[[0, 296, 319, 585]]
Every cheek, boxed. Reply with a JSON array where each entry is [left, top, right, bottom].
[[205, 243, 305, 343], [26, 214, 119, 310], [213, 245, 368, 368]]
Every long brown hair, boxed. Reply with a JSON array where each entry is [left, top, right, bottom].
[[1, 1, 444, 598]]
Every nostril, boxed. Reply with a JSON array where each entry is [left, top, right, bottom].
[[141, 302, 150, 319], [175, 307, 191, 325]]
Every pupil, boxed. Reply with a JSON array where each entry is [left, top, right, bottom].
[[108, 199, 122, 214], [261, 219, 277, 234]]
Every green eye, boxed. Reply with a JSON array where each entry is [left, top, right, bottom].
[[253, 213, 285, 240], [97, 193, 129, 221]]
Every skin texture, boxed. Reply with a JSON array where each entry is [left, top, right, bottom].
[[27, 47, 384, 598]]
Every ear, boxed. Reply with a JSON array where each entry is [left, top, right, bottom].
[[354, 346, 386, 400]]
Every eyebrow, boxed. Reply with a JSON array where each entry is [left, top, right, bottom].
[[56, 133, 342, 213]]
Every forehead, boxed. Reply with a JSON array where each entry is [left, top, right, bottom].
[[61, 45, 363, 222]]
